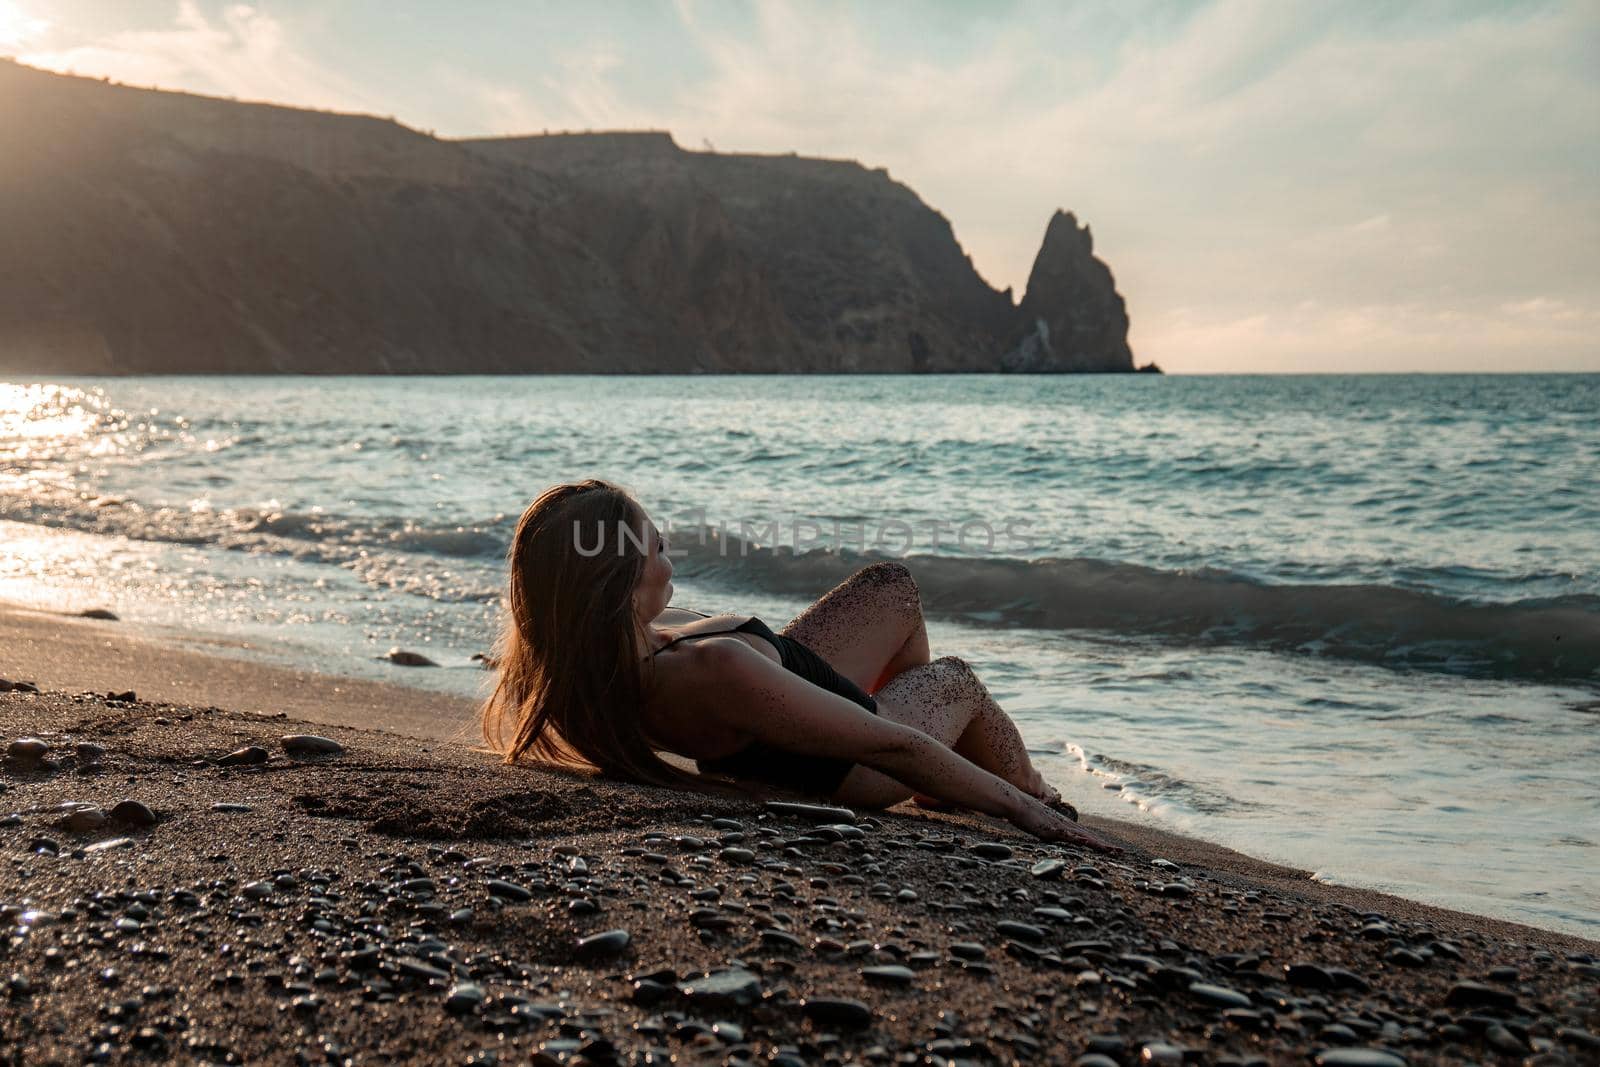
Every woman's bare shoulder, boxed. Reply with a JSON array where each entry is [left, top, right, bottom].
[[650, 630, 756, 676], [652, 606, 759, 628], [652, 612, 755, 640], [647, 631, 772, 712], [642, 633, 764, 751], [652, 606, 712, 625]]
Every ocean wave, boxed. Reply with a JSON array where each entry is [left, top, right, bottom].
[[3, 489, 1596, 682], [0, 488, 509, 606], [668, 526, 1600, 684]]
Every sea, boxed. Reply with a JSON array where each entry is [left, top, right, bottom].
[[2, 373, 1596, 938]]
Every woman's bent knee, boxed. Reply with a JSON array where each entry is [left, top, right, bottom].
[[856, 560, 918, 598]]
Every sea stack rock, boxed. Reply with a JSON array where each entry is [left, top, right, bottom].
[[1002, 210, 1134, 373]]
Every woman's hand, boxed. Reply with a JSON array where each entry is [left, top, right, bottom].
[[1008, 795, 1121, 853], [1021, 766, 1060, 805]]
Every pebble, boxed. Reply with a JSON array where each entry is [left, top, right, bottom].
[[385, 648, 438, 667], [800, 997, 874, 1028], [217, 746, 269, 767], [281, 734, 345, 757], [996, 920, 1045, 944], [760, 930, 804, 952], [211, 802, 253, 813], [1484, 1024, 1525, 1054], [109, 800, 157, 828], [764, 800, 857, 824], [1138, 1041, 1186, 1066], [1030, 858, 1067, 880], [1313, 1051, 1408, 1067], [79, 608, 119, 620], [678, 969, 762, 1007], [574, 929, 630, 958], [1188, 982, 1253, 1009], [970, 842, 1012, 860], [7, 738, 49, 764], [445, 982, 486, 1015], [1285, 963, 1334, 989], [861, 965, 915, 986], [1074, 1056, 1120, 1067], [396, 957, 450, 983], [1326, 967, 1370, 992], [61, 807, 108, 832], [631, 978, 673, 1005], [74, 742, 106, 763], [1558, 1028, 1600, 1051], [1444, 981, 1518, 1010], [84, 837, 133, 853], [485, 880, 532, 902]]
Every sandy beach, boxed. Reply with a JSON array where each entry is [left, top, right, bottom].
[[2, 603, 1596, 1065]]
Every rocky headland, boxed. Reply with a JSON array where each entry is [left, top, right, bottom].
[[0, 60, 1147, 375]]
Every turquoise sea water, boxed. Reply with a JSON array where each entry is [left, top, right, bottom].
[[2, 373, 1597, 936]]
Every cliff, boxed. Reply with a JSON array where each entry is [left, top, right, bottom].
[[0, 61, 1139, 374]]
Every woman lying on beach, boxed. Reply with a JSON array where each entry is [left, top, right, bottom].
[[483, 479, 1113, 850]]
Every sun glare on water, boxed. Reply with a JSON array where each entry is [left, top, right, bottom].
[[0, 384, 119, 499], [0, 383, 106, 454]]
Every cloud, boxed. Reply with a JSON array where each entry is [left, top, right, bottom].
[[1144, 296, 1600, 373], [438, 41, 637, 136], [19, 1, 376, 113], [0, 0, 49, 49]]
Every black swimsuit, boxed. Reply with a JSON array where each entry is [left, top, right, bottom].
[[650, 613, 878, 795]]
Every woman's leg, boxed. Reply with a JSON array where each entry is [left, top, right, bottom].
[[780, 561, 930, 693], [831, 655, 1059, 810]]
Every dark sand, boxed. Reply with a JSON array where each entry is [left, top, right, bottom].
[[2, 604, 1597, 1065]]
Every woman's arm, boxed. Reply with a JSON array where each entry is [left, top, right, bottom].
[[677, 637, 1117, 851]]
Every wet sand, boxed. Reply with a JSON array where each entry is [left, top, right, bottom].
[[2, 604, 1597, 1064]]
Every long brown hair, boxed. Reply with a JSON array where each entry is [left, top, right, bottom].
[[482, 479, 694, 786]]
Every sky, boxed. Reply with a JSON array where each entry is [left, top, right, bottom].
[[4, 0, 1597, 373]]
